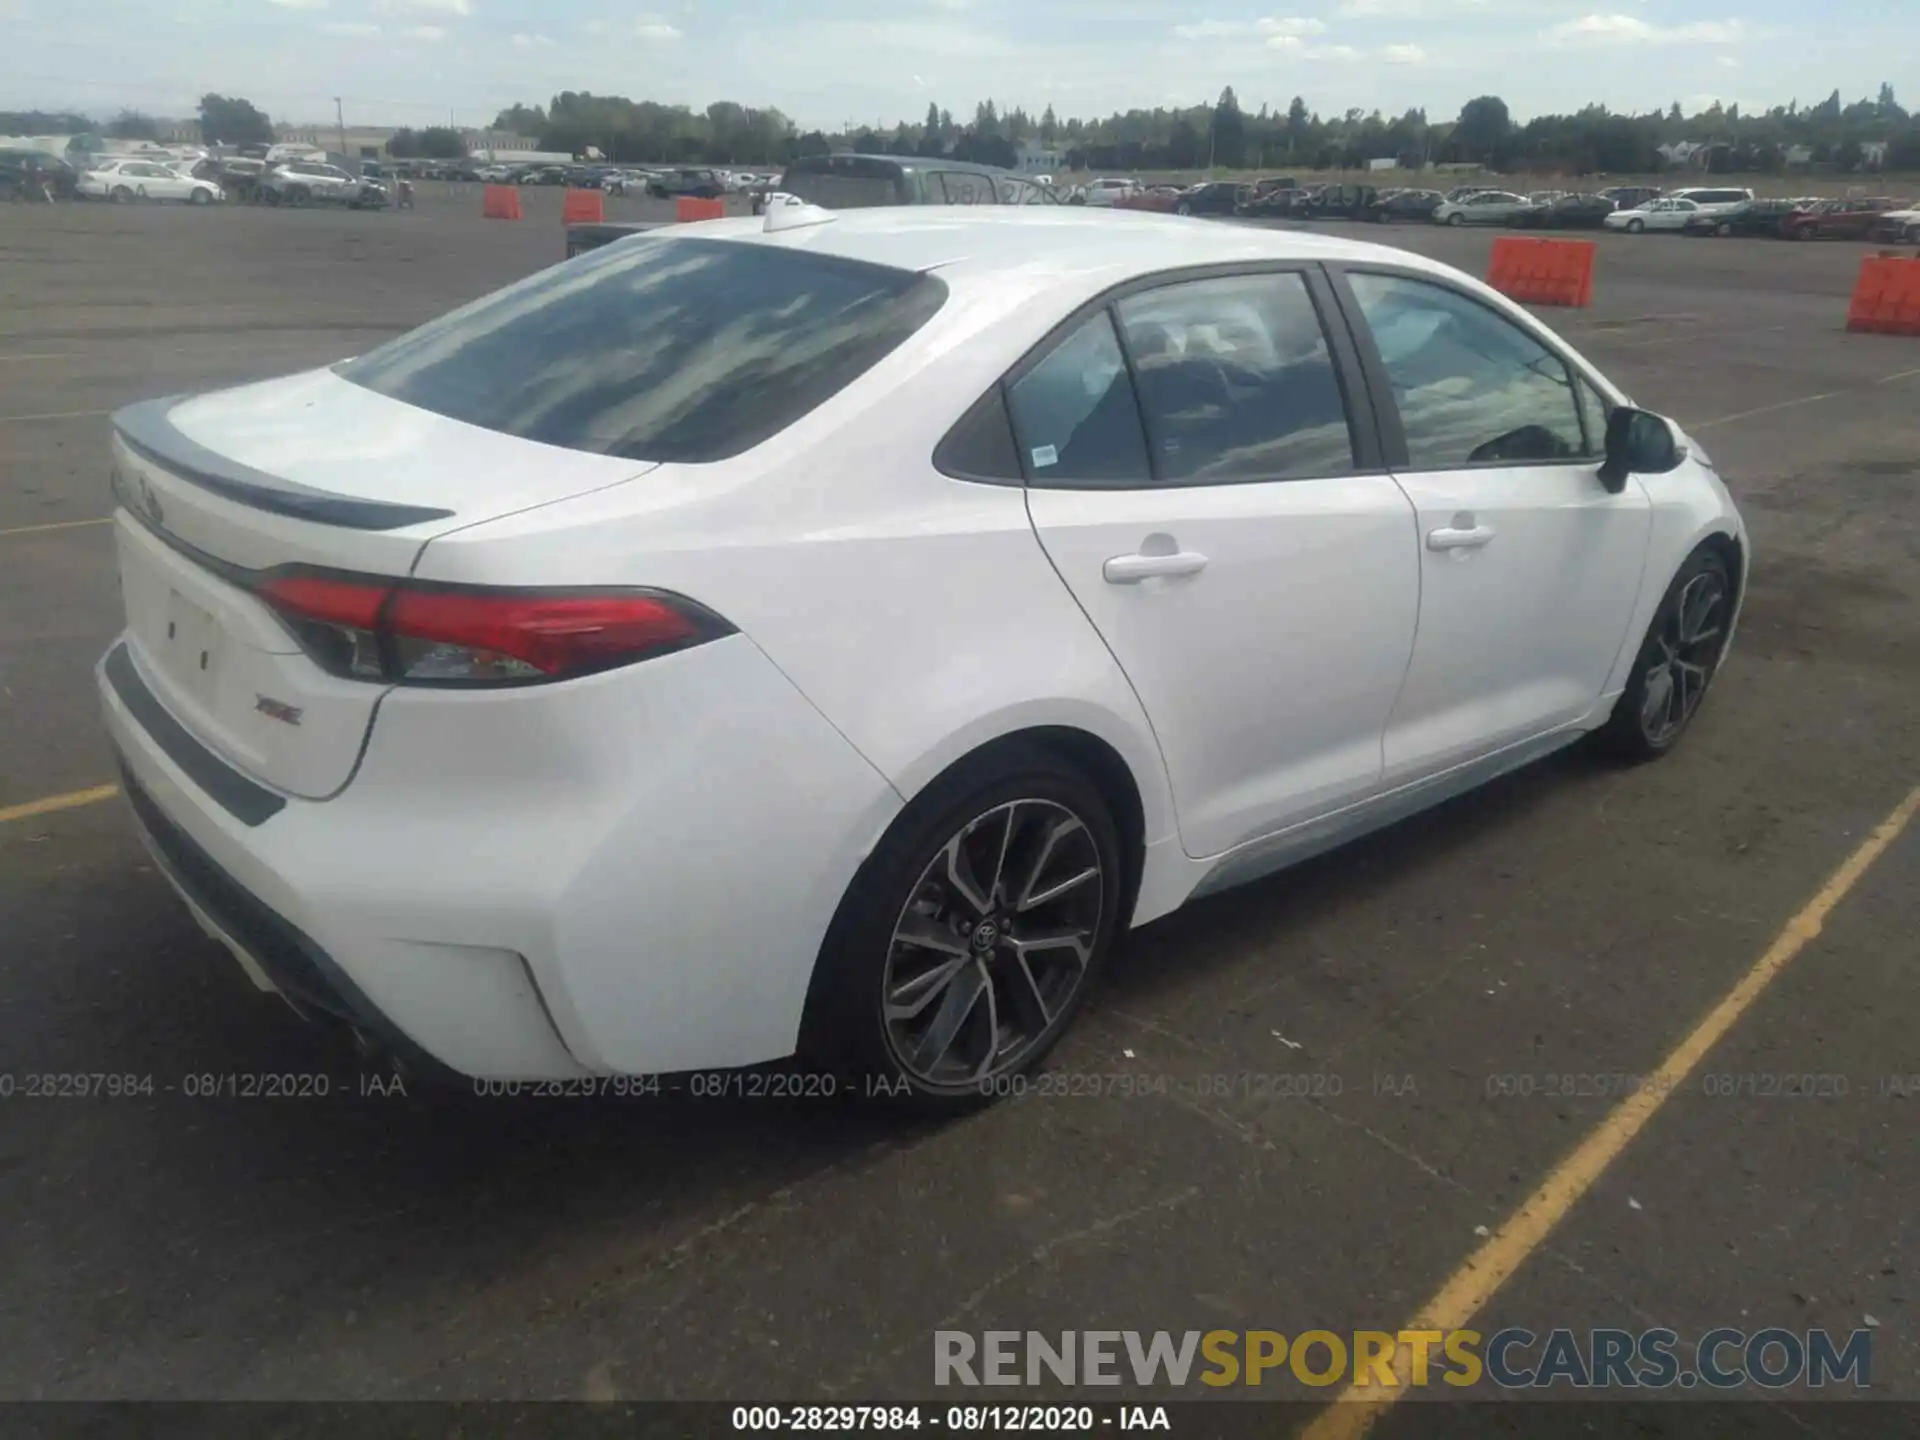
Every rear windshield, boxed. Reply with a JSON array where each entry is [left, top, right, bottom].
[[338, 236, 947, 464], [777, 157, 909, 208]]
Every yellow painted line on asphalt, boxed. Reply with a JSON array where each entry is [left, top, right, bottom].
[[0, 784, 120, 827], [1691, 363, 1920, 432], [0, 517, 111, 538], [1299, 779, 1920, 1440], [0, 407, 110, 424]]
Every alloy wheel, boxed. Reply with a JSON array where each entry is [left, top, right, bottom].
[[881, 798, 1105, 1089], [1638, 569, 1729, 747]]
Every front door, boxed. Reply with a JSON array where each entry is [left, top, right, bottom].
[[1017, 268, 1421, 857], [1337, 269, 1653, 786]]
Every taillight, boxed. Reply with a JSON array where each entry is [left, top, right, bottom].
[[254, 569, 733, 686]]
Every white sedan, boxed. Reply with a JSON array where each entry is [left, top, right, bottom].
[[80, 158, 223, 204], [1604, 197, 1700, 233], [99, 207, 1746, 1104]]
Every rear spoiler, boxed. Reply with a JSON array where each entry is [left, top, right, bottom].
[[111, 395, 455, 532]]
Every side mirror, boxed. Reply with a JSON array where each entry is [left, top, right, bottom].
[[1598, 407, 1684, 492]]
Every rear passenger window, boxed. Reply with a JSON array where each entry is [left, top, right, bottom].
[[1114, 273, 1354, 484], [1006, 312, 1151, 485], [1348, 272, 1585, 469]]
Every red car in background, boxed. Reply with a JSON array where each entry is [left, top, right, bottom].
[[1781, 197, 1909, 240], [1114, 184, 1185, 213]]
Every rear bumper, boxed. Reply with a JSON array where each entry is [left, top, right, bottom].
[[99, 632, 903, 1079]]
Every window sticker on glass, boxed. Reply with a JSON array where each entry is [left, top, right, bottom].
[[1031, 444, 1059, 468]]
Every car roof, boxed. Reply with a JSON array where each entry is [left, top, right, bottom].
[[670, 205, 1461, 288], [787, 152, 1016, 179]]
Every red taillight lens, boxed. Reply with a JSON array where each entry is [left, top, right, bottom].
[[254, 570, 731, 687]]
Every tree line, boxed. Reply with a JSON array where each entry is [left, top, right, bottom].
[[488, 83, 1920, 174], [9, 81, 1919, 175]]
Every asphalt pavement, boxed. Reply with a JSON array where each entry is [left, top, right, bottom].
[[0, 187, 1915, 1428]]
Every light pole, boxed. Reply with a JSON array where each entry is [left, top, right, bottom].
[[334, 96, 347, 161]]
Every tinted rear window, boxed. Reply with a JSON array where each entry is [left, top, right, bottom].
[[338, 237, 946, 464]]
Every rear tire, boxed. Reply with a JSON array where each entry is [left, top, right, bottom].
[[189, 189, 210, 206], [1176, 201, 1192, 216], [1592, 547, 1734, 761], [800, 744, 1123, 1113], [111, 185, 132, 202]]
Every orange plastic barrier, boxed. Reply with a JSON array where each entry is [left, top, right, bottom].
[[1846, 254, 1920, 335], [676, 196, 726, 223], [561, 187, 605, 224], [1485, 236, 1595, 308], [481, 184, 523, 220]]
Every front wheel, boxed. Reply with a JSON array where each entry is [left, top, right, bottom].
[[1592, 547, 1734, 761], [1715, 220, 1732, 237], [111, 185, 132, 202], [188, 189, 210, 206], [1447, 212, 1465, 226], [1175, 201, 1192, 216], [801, 747, 1123, 1111], [1626, 218, 1645, 234]]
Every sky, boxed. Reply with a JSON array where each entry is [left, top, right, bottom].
[[0, 0, 1914, 134]]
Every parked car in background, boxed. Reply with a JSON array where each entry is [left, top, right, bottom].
[[0, 147, 78, 200], [1667, 186, 1754, 219], [1173, 181, 1246, 217], [1432, 190, 1535, 226], [575, 155, 1051, 256], [1118, 185, 1188, 213], [1599, 185, 1664, 212], [1443, 185, 1494, 202], [1682, 197, 1806, 239], [1781, 196, 1909, 241], [1299, 184, 1383, 220], [213, 156, 267, 202], [1360, 188, 1442, 223], [475, 165, 515, 183], [1604, 197, 1700, 233], [1521, 193, 1617, 230], [261, 160, 388, 209], [1237, 186, 1308, 218], [1868, 204, 1920, 244], [79, 158, 224, 205], [1080, 177, 1142, 207]]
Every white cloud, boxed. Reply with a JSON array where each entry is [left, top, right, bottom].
[[373, 0, 468, 15], [1382, 41, 1426, 62], [510, 32, 554, 47], [1716, 54, 1740, 68], [268, 0, 329, 10], [1306, 42, 1360, 59], [1172, 16, 1326, 40], [406, 22, 444, 39], [1547, 14, 1745, 45], [633, 14, 681, 40], [319, 19, 379, 33]]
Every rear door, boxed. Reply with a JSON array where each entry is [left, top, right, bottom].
[[1018, 266, 1421, 857], [1332, 267, 1651, 786]]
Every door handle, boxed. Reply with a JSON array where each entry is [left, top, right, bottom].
[[1102, 550, 1210, 584], [1426, 524, 1496, 552]]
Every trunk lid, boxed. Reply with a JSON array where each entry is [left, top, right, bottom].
[[110, 368, 653, 800]]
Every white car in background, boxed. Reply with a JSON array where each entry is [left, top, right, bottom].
[[1432, 190, 1536, 226], [1081, 177, 1141, 207], [1669, 185, 1755, 218], [80, 158, 223, 204], [1605, 197, 1700, 233], [99, 207, 1745, 1105]]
